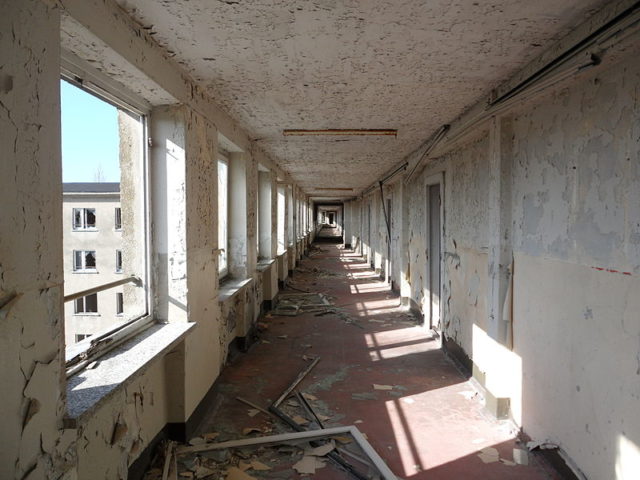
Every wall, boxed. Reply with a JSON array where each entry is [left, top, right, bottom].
[[391, 40, 638, 480], [0, 2, 66, 479], [507, 57, 640, 478]]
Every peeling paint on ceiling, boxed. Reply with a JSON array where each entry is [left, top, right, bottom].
[[115, 0, 607, 193]]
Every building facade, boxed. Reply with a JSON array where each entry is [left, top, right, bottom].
[[62, 183, 124, 345]]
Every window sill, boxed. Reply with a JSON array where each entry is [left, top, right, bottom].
[[72, 229, 99, 232], [73, 313, 101, 316], [72, 270, 99, 274], [218, 278, 252, 303], [64, 322, 194, 428], [256, 259, 275, 272]]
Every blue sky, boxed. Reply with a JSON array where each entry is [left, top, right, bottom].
[[60, 80, 120, 183]]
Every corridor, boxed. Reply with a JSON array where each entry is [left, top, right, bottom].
[[184, 244, 561, 480], [3, 1, 640, 478]]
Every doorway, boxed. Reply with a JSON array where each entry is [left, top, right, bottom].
[[426, 181, 442, 330]]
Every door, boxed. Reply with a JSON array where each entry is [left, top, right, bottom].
[[427, 184, 441, 329]]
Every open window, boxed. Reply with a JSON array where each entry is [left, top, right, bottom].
[[277, 185, 286, 254], [61, 67, 151, 372], [218, 154, 229, 278]]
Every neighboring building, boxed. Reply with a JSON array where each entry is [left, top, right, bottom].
[[63, 182, 124, 345]]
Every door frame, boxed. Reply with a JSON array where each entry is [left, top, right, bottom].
[[425, 172, 444, 331]]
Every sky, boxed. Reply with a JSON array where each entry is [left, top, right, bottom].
[[60, 79, 120, 183]]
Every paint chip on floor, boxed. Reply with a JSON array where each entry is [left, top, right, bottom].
[[226, 466, 256, 480], [477, 447, 500, 463], [293, 455, 326, 474], [373, 384, 393, 390]]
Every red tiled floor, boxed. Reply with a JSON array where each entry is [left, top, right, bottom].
[[195, 244, 563, 479]]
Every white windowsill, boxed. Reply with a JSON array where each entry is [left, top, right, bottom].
[[72, 228, 99, 232], [256, 259, 275, 272], [65, 322, 194, 428], [218, 277, 252, 303], [72, 270, 99, 274], [73, 313, 101, 316]]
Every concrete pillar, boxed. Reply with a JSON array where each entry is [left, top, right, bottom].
[[487, 116, 514, 346], [277, 184, 286, 255], [229, 152, 248, 279], [399, 181, 412, 305], [0, 1, 65, 477], [150, 106, 221, 419], [258, 171, 272, 259]]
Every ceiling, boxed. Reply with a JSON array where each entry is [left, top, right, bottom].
[[116, 0, 606, 195]]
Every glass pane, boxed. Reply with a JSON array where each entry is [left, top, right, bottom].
[[62, 80, 125, 346], [73, 250, 82, 270], [73, 209, 82, 229]]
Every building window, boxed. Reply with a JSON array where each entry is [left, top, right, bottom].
[[116, 292, 124, 315], [72, 208, 96, 230], [218, 155, 229, 278], [75, 334, 92, 342], [61, 76, 151, 365], [115, 207, 122, 230], [74, 293, 98, 314], [73, 250, 96, 271], [115, 250, 123, 273], [277, 185, 286, 254]]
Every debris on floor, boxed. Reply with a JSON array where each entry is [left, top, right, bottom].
[[271, 293, 331, 316], [143, 356, 399, 480]]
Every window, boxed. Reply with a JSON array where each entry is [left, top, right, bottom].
[[218, 155, 229, 277], [73, 207, 96, 230], [75, 334, 92, 342], [115, 250, 122, 273], [73, 250, 96, 271], [74, 293, 98, 314], [61, 76, 151, 365], [116, 292, 124, 315], [277, 185, 286, 254], [287, 187, 294, 246], [115, 207, 122, 230]]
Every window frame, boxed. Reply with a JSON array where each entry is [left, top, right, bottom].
[[114, 207, 122, 231], [74, 293, 99, 315], [116, 292, 124, 316], [115, 249, 123, 273], [61, 54, 154, 376], [72, 207, 97, 231], [217, 153, 230, 279], [73, 249, 97, 272]]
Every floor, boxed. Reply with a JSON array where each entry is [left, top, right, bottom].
[[185, 237, 564, 479]]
